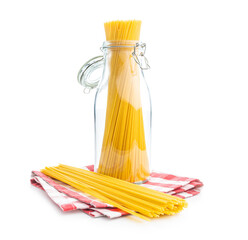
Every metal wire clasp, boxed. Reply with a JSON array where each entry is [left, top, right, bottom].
[[132, 43, 150, 70], [77, 56, 104, 93]]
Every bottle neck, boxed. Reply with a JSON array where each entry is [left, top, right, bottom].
[[102, 40, 138, 49], [102, 41, 150, 70]]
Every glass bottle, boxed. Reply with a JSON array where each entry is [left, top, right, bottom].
[[78, 41, 151, 183]]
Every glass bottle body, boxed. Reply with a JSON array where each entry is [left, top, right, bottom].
[[94, 41, 152, 183]]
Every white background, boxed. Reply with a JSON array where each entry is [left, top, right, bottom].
[[1, 0, 248, 239]]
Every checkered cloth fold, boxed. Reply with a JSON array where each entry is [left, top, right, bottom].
[[31, 165, 203, 219]]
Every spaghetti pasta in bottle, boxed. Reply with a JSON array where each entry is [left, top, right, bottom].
[[78, 20, 151, 183]]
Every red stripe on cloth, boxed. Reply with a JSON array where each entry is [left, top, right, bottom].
[[82, 209, 103, 217], [107, 208, 129, 215], [173, 194, 185, 199], [170, 188, 185, 194], [30, 179, 44, 190], [169, 181, 203, 194], [86, 165, 94, 172], [190, 180, 203, 187], [90, 200, 109, 208], [174, 188, 201, 199], [185, 189, 201, 195], [61, 203, 77, 211]]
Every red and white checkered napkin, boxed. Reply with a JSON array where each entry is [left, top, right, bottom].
[[31, 165, 203, 219]]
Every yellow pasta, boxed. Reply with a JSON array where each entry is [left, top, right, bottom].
[[97, 20, 150, 183], [41, 164, 187, 221]]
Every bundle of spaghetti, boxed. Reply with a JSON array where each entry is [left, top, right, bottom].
[[41, 164, 187, 221], [97, 20, 149, 183]]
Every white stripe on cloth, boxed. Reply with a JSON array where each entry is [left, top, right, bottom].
[[176, 192, 194, 198], [141, 184, 174, 192], [181, 184, 195, 191], [91, 208, 123, 219], [148, 177, 191, 186], [88, 211, 103, 217]]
